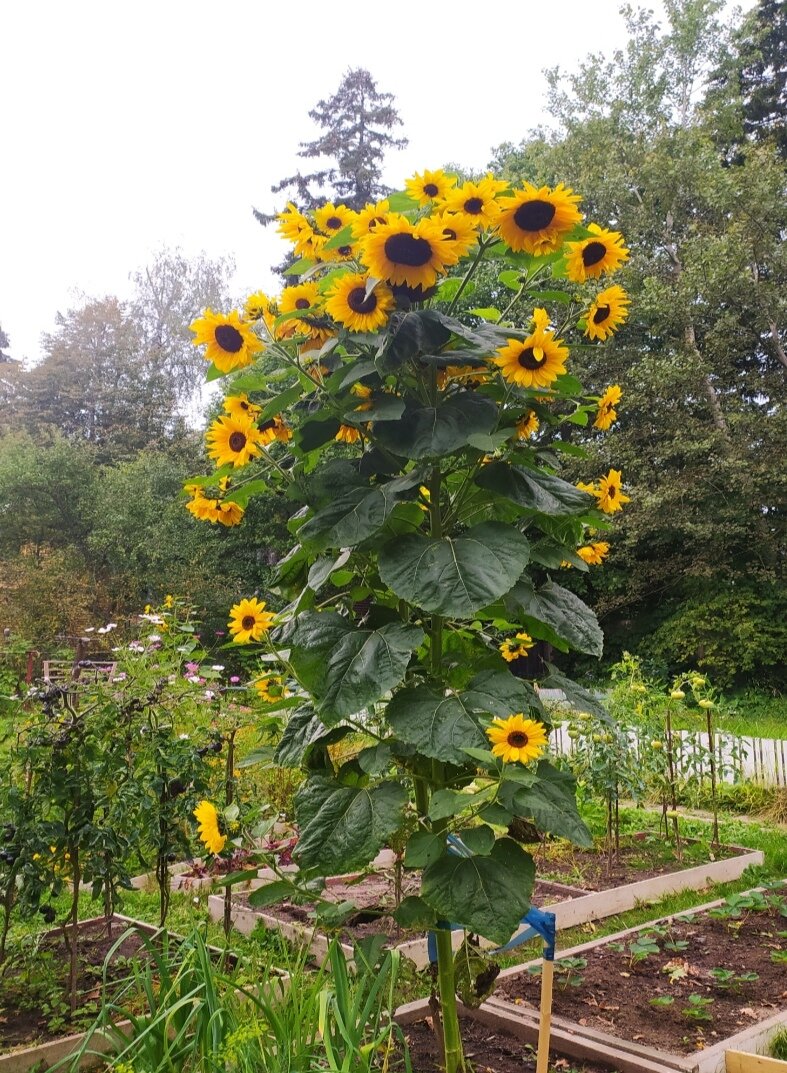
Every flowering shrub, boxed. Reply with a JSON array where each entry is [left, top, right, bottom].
[[186, 170, 631, 1072]]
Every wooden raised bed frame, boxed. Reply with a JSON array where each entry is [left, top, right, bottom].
[[395, 887, 787, 1073], [0, 914, 287, 1073]]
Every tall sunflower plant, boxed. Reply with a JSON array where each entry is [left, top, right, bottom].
[[186, 171, 631, 1073]]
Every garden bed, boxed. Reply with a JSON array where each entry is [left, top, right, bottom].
[[209, 872, 588, 968], [431, 885, 787, 1073], [521, 832, 764, 930], [0, 914, 276, 1072]]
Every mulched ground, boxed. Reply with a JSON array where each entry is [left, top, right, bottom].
[[498, 904, 787, 1055], [401, 1014, 617, 1073]]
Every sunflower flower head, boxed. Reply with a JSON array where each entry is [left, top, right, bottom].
[[336, 423, 362, 444], [594, 385, 622, 430], [499, 632, 536, 662], [228, 598, 275, 644], [404, 168, 456, 205], [352, 200, 391, 239], [486, 714, 548, 765], [566, 224, 629, 283], [206, 415, 263, 469], [577, 541, 610, 565], [439, 175, 507, 229], [497, 182, 583, 255], [516, 411, 540, 440], [493, 308, 569, 389], [255, 676, 291, 703], [584, 285, 630, 341], [193, 800, 227, 856], [314, 203, 356, 236], [224, 393, 262, 422], [325, 274, 395, 332], [190, 309, 262, 374], [594, 469, 631, 513], [360, 214, 452, 290]]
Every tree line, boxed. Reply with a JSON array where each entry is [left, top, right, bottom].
[[1, 0, 784, 688]]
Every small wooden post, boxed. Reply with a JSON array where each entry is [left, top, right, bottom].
[[535, 956, 555, 1073]]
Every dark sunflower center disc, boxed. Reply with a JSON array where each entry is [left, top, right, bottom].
[[517, 347, 547, 370], [338, 245, 352, 256], [513, 199, 556, 232], [384, 233, 433, 267], [228, 431, 247, 452], [326, 216, 342, 230], [347, 287, 378, 314], [259, 419, 275, 433], [214, 324, 244, 353], [608, 485, 617, 497], [443, 228, 457, 241], [582, 241, 607, 267], [240, 400, 251, 410], [464, 197, 484, 215], [508, 731, 529, 747], [423, 182, 439, 197], [295, 298, 310, 309], [241, 615, 256, 630], [593, 304, 611, 324]]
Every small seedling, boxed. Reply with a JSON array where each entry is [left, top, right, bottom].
[[629, 936, 660, 964], [682, 994, 714, 1022], [529, 957, 587, 989], [709, 968, 759, 991], [770, 950, 787, 965], [664, 939, 689, 952], [650, 995, 675, 1009]]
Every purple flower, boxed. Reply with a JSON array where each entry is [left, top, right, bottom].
[[230, 675, 240, 684]]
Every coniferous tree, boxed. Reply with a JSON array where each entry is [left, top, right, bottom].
[[738, 0, 787, 158], [254, 67, 408, 224]]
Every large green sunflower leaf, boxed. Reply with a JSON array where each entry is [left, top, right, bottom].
[[294, 777, 408, 873], [377, 310, 453, 370], [285, 612, 353, 694], [421, 838, 535, 945], [378, 522, 529, 617], [274, 706, 352, 768], [476, 460, 595, 517], [463, 669, 546, 718], [343, 395, 406, 424], [386, 685, 488, 765], [373, 393, 497, 460], [506, 578, 603, 657], [500, 760, 591, 847], [540, 665, 610, 722], [321, 622, 425, 718], [298, 472, 423, 552]]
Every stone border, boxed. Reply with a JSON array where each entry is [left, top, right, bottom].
[[396, 885, 787, 1073], [0, 914, 286, 1072]]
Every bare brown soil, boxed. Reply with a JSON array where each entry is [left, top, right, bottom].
[[401, 1014, 617, 1073], [535, 833, 741, 891], [498, 905, 787, 1055]]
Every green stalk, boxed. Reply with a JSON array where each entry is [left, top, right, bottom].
[[434, 926, 464, 1073]]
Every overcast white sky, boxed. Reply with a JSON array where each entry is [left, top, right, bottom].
[[0, 0, 749, 365]]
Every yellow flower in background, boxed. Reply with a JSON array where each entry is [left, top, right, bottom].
[[335, 424, 362, 444], [325, 273, 395, 332], [244, 291, 276, 324], [319, 238, 359, 263], [255, 676, 291, 703], [352, 200, 391, 238], [361, 214, 452, 289], [516, 411, 540, 439], [493, 308, 569, 389], [584, 285, 630, 341], [279, 281, 321, 321], [499, 632, 536, 662], [351, 382, 374, 411], [565, 224, 629, 283], [228, 598, 275, 644], [594, 469, 631, 513], [277, 202, 311, 243], [216, 500, 245, 527], [433, 212, 480, 264], [486, 714, 548, 765], [439, 175, 507, 229], [186, 490, 219, 523], [206, 415, 263, 468], [224, 394, 262, 422], [258, 414, 292, 445], [594, 384, 622, 430], [577, 541, 610, 565], [496, 183, 582, 255], [294, 230, 327, 261], [314, 202, 356, 235], [193, 800, 227, 856], [436, 363, 488, 390], [404, 168, 456, 205], [190, 309, 262, 374]]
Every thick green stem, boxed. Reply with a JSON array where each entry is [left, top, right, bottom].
[[434, 927, 464, 1073]]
